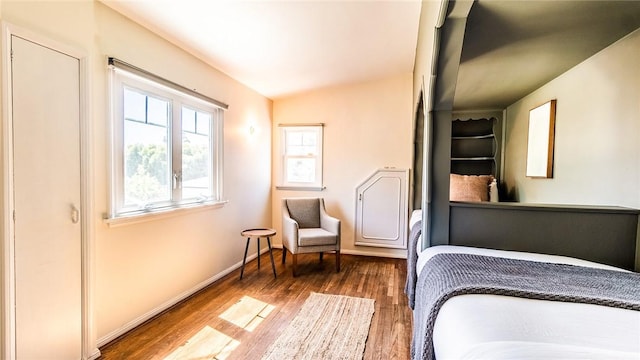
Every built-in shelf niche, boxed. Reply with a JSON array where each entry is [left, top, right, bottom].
[[450, 117, 499, 178]]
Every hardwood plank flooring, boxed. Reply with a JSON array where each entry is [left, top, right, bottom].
[[99, 252, 412, 360]]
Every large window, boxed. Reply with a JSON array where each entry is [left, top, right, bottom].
[[109, 59, 226, 219], [278, 124, 324, 190]]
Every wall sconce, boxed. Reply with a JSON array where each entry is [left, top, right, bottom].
[[248, 124, 257, 136]]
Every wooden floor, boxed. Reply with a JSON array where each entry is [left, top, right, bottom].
[[99, 252, 412, 360]]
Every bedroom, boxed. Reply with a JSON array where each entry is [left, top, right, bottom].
[[0, 0, 638, 359]]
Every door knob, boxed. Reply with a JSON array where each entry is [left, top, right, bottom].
[[71, 204, 80, 224]]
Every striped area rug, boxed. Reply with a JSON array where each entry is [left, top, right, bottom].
[[261, 292, 375, 360]]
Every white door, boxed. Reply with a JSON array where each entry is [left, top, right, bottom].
[[355, 169, 409, 249], [11, 35, 82, 359]]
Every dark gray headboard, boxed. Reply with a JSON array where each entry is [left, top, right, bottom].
[[449, 202, 639, 271]]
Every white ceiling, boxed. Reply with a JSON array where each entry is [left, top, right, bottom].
[[101, 0, 422, 99]]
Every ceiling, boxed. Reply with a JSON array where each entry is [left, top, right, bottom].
[[101, 0, 422, 100], [453, 0, 640, 111]]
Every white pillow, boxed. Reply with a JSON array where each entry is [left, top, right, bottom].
[[489, 178, 499, 202]]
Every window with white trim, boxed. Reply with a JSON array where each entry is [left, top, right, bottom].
[[278, 124, 324, 190], [109, 60, 225, 219]]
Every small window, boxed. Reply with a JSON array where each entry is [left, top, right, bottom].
[[109, 59, 226, 220], [278, 125, 324, 190]]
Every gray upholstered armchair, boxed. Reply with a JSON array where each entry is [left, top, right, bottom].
[[282, 198, 341, 277]]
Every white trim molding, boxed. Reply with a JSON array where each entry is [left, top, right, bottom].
[[1, 21, 17, 360], [340, 248, 408, 259], [270, 243, 407, 259]]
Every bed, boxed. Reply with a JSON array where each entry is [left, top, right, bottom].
[[405, 220, 640, 359]]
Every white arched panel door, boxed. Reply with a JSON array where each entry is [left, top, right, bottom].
[[355, 169, 409, 249]]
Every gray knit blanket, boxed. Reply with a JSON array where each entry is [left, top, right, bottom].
[[404, 221, 422, 309], [411, 253, 640, 360]]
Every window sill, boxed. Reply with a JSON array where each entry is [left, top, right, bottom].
[[276, 186, 326, 191], [103, 200, 228, 228]]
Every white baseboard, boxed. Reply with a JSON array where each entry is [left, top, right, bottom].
[[341, 248, 407, 259], [85, 348, 101, 360], [96, 249, 267, 348], [273, 243, 406, 259]]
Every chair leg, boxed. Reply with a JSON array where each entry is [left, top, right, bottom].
[[292, 253, 298, 277], [319, 252, 323, 263], [282, 247, 287, 264], [335, 250, 341, 273]]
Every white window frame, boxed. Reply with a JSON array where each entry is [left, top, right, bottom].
[[277, 124, 324, 191], [107, 59, 226, 223]]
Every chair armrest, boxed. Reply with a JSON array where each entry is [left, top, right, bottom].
[[282, 212, 300, 251], [320, 211, 341, 244]]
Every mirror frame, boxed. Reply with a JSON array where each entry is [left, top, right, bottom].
[[526, 100, 556, 178]]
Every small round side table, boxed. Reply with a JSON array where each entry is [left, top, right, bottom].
[[240, 228, 277, 279]]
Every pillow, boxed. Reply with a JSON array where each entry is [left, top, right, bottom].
[[450, 174, 494, 202]]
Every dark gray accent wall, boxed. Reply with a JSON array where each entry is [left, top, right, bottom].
[[412, 96, 424, 210], [450, 202, 639, 271], [429, 110, 452, 247], [426, 0, 474, 249]]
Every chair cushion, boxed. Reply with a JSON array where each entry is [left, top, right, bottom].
[[298, 228, 338, 247], [286, 198, 320, 228]]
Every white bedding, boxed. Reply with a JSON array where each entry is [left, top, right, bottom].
[[418, 245, 640, 359], [410, 209, 422, 229]]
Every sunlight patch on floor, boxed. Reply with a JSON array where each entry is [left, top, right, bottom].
[[219, 295, 276, 332], [163, 295, 275, 359], [163, 325, 240, 360]]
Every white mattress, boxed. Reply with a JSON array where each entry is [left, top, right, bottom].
[[418, 245, 640, 359]]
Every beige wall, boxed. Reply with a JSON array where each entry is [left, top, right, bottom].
[[1, 0, 273, 349], [504, 28, 640, 208], [272, 74, 413, 258]]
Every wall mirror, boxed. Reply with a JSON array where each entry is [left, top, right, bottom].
[[526, 100, 556, 178]]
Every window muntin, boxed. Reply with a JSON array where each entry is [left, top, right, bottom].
[[110, 67, 224, 219], [279, 125, 323, 189]]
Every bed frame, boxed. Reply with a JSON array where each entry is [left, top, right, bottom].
[[448, 202, 639, 271]]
